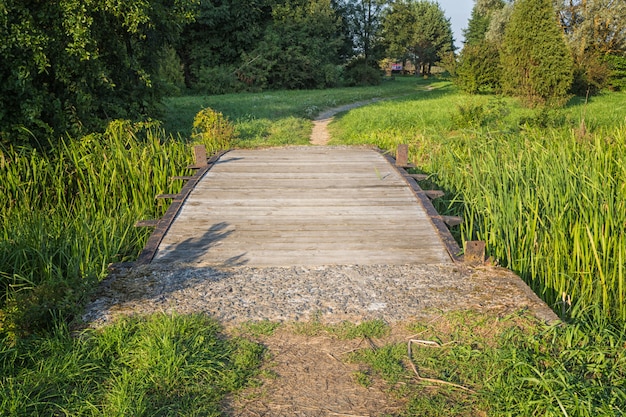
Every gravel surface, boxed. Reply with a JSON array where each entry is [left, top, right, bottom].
[[83, 262, 558, 327]]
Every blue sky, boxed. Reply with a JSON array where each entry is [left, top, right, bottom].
[[437, 0, 474, 50]]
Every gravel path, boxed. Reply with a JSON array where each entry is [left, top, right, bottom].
[[83, 262, 558, 327]]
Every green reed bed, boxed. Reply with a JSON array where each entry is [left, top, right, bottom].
[[0, 120, 202, 337], [330, 89, 626, 321]]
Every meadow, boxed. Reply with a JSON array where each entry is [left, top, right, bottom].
[[1, 77, 625, 415]]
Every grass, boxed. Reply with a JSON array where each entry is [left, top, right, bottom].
[[347, 311, 626, 417], [0, 313, 265, 416], [163, 77, 437, 146], [2, 77, 626, 415]]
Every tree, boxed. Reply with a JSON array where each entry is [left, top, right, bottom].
[[383, 0, 454, 75], [456, 41, 501, 93], [340, 0, 387, 66], [178, 0, 273, 89], [0, 0, 197, 146], [240, 0, 345, 90], [554, 0, 626, 94], [500, 0, 573, 106]]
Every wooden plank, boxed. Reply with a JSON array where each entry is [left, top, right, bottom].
[[464, 240, 486, 264], [396, 144, 409, 167], [136, 150, 228, 265], [424, 190, 445, 199], [409, 173, 429, 181], [442, 216, 463, 227]]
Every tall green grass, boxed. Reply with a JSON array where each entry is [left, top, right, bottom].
[[330, 88, 626, 321], [0, 120, 202, 337]]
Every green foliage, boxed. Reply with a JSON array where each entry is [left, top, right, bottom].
[[0, 313, 265, 416], [340, 0, 387, 66], [455, 41, 501, 94], [191, 108, 237, 153], [154, 45, 187, 97], [178, 0, 271, 90], [348, 311, 626, 416], [500, 0, 574, 107], [452, 97, 510, 128], [240, 0, 345, 90], [195, 65, 245, 95], [462, 1, 499, 46], [344, 58, 383, 86], [0, 0, 197, 146], [382, 0, 455, 75]]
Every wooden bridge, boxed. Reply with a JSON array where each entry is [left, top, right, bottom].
[[137, 146, 466, 267]]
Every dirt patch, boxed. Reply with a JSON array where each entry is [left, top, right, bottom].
[[226, 326, 410, 417], [310, 99, 382, 145]]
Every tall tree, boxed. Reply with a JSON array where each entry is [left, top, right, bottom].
[[340, 0, 387, 66], [500, 0, 573, 106], [554, 0, 626, 93], [383, 0, 454, 75], [178, 0, 273, 88], [463, 0, 506, 46]]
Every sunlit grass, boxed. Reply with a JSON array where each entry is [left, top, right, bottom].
[[163, 77, 437, 143], [348, 311, 626, 417]]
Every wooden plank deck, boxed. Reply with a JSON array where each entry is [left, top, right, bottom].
[[150, 147, 455, 267]]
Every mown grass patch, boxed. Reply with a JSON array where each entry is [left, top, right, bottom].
[[0, 313, 265, 416], [163, 77, 436, 146]]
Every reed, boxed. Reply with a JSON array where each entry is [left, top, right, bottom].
[[0, 120, 211, 336]]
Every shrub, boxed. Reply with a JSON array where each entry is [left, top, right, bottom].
[[191, 108, 237, 153], [453, 97, 510, 129], [195, 65, 244, 95], [500, 0, 573, 107], [344, 59, 382, 86], [570, 53, 610, 96]]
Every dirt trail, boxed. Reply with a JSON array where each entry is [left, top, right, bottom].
[[227, 328, 408, 417], [310, 99, 382, 145]]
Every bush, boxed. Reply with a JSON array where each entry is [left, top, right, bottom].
[[191, 108, 237, 153], [570, 53, 610, 96], [195, 65, 244, 95], [453, 97, 510, 129], [344, 59, 382, 86]]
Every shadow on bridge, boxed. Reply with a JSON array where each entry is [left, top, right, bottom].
[[153, 221, 248, 268]]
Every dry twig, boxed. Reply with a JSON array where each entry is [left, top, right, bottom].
[[407, 339, 476, 393]]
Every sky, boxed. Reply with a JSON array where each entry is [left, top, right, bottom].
[[437, 0, 475, 50]]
